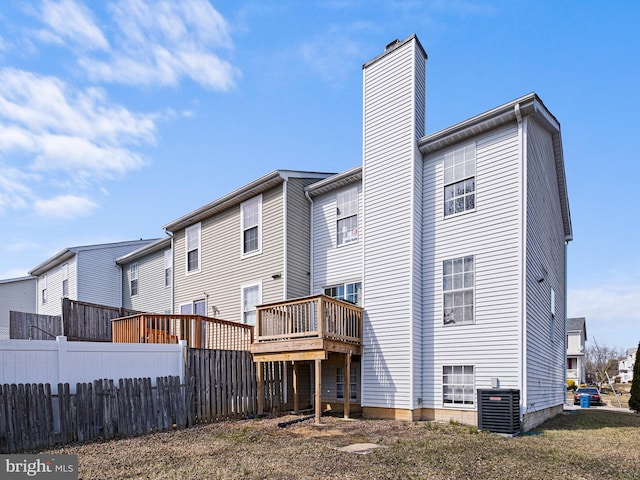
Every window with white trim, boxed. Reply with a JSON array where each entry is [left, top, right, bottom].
[[443, 256, 474, 325], [185, 223, 201, 273], [62, 263, 69, 297], [242, 283, 261, 325], [40, 275, 47, 305], [180, 299, 205, 315], [336, 367, 357, 400], [164, 250, 172, 288], [241, 195, 262, 256], [336, 187, 358, 246], [130, 262, 138, 296], [324, 282, 361, 306], [443, 365, 475, 406], [444, 143, 476, 217]]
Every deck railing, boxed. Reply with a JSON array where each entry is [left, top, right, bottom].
[[255, 295, 362, 345], [112, 314, 254, 351]]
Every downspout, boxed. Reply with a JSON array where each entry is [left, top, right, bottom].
[[515, 102, 528, 418], [304, 189, 314, 295], [563, 240, 568, 403], [165, 230, 174, 313], [116, 264, 123, 309]]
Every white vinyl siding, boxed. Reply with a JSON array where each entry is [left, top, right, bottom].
[[0, 277, 36, 339], [361, 37, 425, 410], [422, 124, 521, 409], [525, 117, 567, 412], [121, 248, 172, 314], [311, 183, 363, 299], [173, 186, 285, 321], [336, 187, 359, 246], [185, 223, 201, 274], [241, 195, 262, 257]]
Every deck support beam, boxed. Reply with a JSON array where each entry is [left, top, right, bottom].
[[315, 358, 322, 424], [293, 362, 299, 414], [344, 352, 351, 419]]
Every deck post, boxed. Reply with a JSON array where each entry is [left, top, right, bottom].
[[293, 362, 299, 414], [257, 361, 264, 415], [344, 352, 351, 419], [315, 358, 322, 424]]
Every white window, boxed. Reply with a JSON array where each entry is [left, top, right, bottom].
[[443, 365, 475, 406], [185, 223, 201, 273], [62, 263, 69, 297], [241, 195, 262, 256], [336, 187, 359, 246], [443, 256, 474, 325], [164, 250, 172, 288], [40, 275, 47, 305], [336, 367, 357, 401], [242, 283, 261, 325], [130, 262, 138, 296], [180, 299, 206, 315], [444, 143, 476, 217], [324, 282, 361, 306]]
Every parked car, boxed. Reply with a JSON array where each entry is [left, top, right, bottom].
[[573, 387, 604, 406]]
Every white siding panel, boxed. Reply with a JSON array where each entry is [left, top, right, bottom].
[[121, 248, 171, 313], [422, 124, 522, 408], [362, 38, 425, 410], [525, 117, 567, 412], [0, 278, 36, 338]]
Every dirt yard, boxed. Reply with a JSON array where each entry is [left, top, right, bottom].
[[41, 409, 640, 479]]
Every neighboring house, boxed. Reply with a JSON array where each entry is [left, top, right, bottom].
[[0, 276, 36, 339], [619, 347, 637, 384], [163, 170, 334, 321], [29, 240, 157, 316], [566, 317, 587, 385], [116, 237, 172, 314], [353, 35, 571, 431]]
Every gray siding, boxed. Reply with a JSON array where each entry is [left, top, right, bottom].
[[121, 248, 171, 313], [422, 124, 522, 409], [173, 185, 286, 321], [525, 117, 567, 412], [362, 37, 425, 410], [0, 277, 36, 338], [285, 177, 317, 299], [311, 183, 363, 293]]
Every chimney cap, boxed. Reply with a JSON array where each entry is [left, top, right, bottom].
[[385, 39, 400, 51]]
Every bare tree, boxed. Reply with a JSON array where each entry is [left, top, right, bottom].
[[584, 338, 623, 386]]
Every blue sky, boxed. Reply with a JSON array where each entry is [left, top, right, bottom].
[[0, 1, 638, 350]]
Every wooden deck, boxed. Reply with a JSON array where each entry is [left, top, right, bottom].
[[250, 295, 363, 422], [112, 314, 254, 351]]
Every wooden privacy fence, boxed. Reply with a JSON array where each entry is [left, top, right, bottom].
[[9, 311, 61, 339], [187, 349, 284, 423], [0, 376, 186, 454]]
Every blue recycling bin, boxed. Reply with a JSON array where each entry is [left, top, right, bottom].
[[580, 394, 591, 408]]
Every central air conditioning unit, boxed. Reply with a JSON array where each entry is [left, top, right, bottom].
[[477, 389, 521, 436]]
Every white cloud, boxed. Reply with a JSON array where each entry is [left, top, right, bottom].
[[0, 164, 35, 213], [39, 0, 109, 50], [34, 194, 98, 219], [73, 0, 240, 90]]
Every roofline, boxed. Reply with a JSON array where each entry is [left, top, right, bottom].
[[363, 33, 427, 69], [116, 236, 172, 265], [306, 165, 362, 197], [29, 239, 157, 276], [0, 275, 35, 284], [419, 93, 572, 241], [164, 170, 334, 232]]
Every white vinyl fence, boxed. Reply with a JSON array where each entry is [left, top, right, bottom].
[[0, 336, 186, 393]]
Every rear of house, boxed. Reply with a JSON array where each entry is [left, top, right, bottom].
[[0, 276, 36, 339]]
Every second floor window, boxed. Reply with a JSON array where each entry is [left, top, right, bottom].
[[62, 263, 69, 297], [40, 275, 47, 305], [186, 223, 201, 273], [130, 262, 138, 296], [164, 250, 172, 287], [443, 256, 474, 325], [241, 195, 262, 256], [444, 143, 476, 217], [336, 187, 358, 245]]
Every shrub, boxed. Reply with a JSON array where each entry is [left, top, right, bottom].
[[566, 379, 576, 391]]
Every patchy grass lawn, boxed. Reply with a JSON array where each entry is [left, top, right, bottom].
[[42, 409, 640, 479]]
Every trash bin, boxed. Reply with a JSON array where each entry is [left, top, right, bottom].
[[580, 394, 591, 408]]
